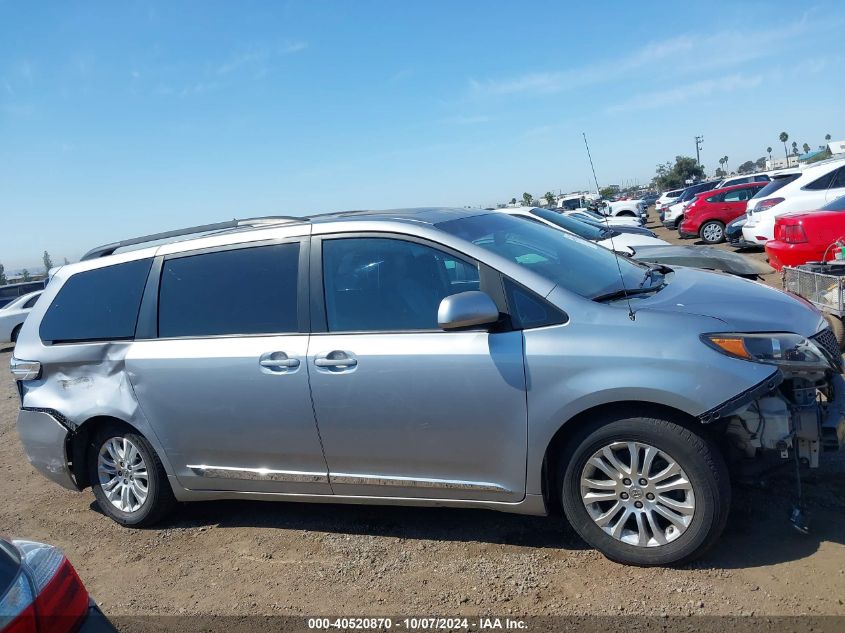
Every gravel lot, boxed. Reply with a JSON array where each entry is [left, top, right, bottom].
[[1, 216, 843, 619]]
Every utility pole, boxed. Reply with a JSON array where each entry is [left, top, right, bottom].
[[695, 135, 704, 166]]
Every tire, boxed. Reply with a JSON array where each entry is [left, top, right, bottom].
[[823, 313, 845, 351], [617, 211, 636, 217], [10, 324, 22, 344], [673, 215, 683, 229], [88, 424, 176, 527], [700, 220, 726, 244], [560, 412, 730, 566]]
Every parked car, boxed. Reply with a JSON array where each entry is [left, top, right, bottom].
[[562, 208, 645, 229], [655, 188, 684, 215], [742, 158, 845, 246], [765, 195, 845, 271], [0, 291, 42, 345], [716, 172, 771, 188], [602, 199, 648, 220], [726, 214, 748, 247], [661, 180, 721, 228], [0, 537, 115, 633], [0, 281, 46, 309], [640, 193, 660, 207], [500, 207, 668, 254], [12, 210, 845, 566], [678, 182, 766, 244]]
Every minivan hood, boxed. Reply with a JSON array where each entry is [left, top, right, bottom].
[[637, 267, 826, 336]]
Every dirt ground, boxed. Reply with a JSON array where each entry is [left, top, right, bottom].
[[1, 217, 844, 619]]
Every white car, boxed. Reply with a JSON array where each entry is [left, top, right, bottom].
[[655, 188, 683, 213], [561, 208, 643, 228], [497, 207, 668, 255], [0, 291, 42, 345], [716, 172, 772, 189], [742, 159, 845, 245], [602, 199, 648, 220]]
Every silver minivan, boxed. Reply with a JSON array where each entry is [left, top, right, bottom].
[[11, 209, 845, 566]]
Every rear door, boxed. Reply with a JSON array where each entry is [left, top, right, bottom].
[[306, 234, 528, 502], [126, 237, 331, 495]]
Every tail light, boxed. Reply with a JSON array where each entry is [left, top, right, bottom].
[[0, 541, 89, 633], [753, 197, 784, 212], [9, 358, 41, 382]]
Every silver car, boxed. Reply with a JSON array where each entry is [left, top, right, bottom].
[[10, 209, 845, 566]]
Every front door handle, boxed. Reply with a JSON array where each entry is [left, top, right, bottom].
[[314, 351, 357, 369], [259, 352, 301, 373]]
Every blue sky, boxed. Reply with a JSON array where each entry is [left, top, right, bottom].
[[1, 1, 844, 269]]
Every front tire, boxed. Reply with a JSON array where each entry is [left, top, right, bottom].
[[88, 425, 176, 527], [700, 220, 726, 244], [560, 413, 730, 566]]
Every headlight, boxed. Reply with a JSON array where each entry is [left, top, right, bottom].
[[702, 332, 831, 369]]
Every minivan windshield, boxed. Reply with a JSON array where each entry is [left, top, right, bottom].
[[750, 173, 800, 199], [436, 213, 650, 299]]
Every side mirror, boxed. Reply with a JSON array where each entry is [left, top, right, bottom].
[[438, 291, 500, 331]]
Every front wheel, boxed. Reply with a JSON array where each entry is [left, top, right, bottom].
[[88, 425, 176, 527], [700, 220, 726, 244], [560, 414, 730, 566]]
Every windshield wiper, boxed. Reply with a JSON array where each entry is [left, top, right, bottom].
[[592, 284, 664, 303]]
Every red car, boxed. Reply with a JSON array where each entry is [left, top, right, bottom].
[[678, 181, 766, 244], [765, 195, 845, 271]]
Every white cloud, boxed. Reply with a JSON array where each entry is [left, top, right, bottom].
[[606, 73, 763, 113], [468, 14, 840, 99], [215, 40, 308, 76]]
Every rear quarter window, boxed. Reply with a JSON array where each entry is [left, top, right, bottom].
[[39, 258, 153, 344]]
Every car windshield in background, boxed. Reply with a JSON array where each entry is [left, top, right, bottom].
[[436, 212, 645, 299], [821, 195, 845, 211], [529, 207, 609, 241], [751, 173, 800, 199]]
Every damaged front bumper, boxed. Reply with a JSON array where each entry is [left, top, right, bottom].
[[16, 408, 79, 490], [721, 368, 845, 468]]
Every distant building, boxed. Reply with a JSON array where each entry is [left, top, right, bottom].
[[829, 140, 845, 156], [766, 156, 799, 170]]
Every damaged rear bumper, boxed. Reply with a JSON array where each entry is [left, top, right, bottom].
[[16, 408, 79, 490]]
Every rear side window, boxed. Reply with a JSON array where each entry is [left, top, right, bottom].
[[40, 259, 152, 344], [158, 243, 300, 338], [803, 169, 837, 191], [830, 167, 845, 190], [705, 192, 724, 203]]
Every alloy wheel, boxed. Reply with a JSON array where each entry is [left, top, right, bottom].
[[580, 441, 695, 547], [97, 437, 149, 513], [702, 223, 723, 243]]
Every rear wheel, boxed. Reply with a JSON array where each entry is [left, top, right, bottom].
[[700, 220, 726, 244], [10, 324, 22, 343], [88, 425, 176, 527], [560, 413, 730, 566]]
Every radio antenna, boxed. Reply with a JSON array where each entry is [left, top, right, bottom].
[[582, 132, 635, 321]]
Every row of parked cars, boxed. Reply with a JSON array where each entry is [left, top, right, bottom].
[[655, 157, 845, 272]]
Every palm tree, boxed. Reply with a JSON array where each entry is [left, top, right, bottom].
[[544, 191, 555, 206], [779, 132, 789, 163], [802, 143, 811, 154], [826, 133, 832, 142], [522, 192, 533, 206], [767, 146, 773, 163], [723, 155, 729, 173]]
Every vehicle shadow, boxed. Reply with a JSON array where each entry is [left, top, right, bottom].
[[94, 453, 844, 568], [92, 499, 588, 551], [0, 345, 13, 353]]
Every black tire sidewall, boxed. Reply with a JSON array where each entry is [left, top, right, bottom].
[[10, 325, 21, 343], [561, 417, 728, 566], [88, 427, 163, 527]]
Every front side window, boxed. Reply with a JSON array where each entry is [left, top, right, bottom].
[[158, 243, 300, 338], [40, 258, 152, 344], [322, 238, 480, 332], [437, 213, 647, 300]]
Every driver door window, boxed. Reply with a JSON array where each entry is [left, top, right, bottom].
[[322, 238, 479, 332]]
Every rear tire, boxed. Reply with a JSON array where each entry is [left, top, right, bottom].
[[560, 413, 730, 566], [88, 425, 176, 527], [700, 220, 726, 244], [10, 325, 22, 344]]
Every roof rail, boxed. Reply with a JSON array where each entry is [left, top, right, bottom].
[[80, 216, 306, 261]]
